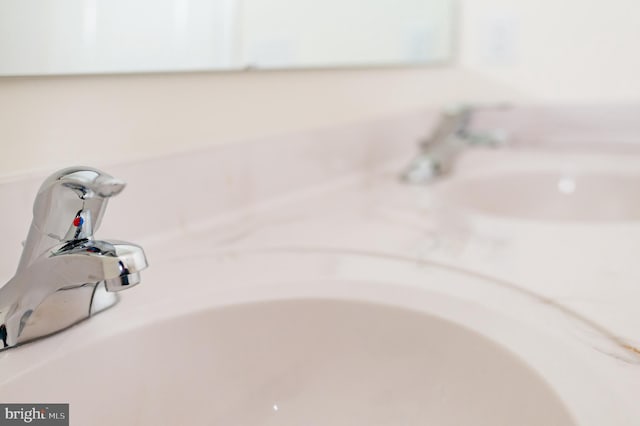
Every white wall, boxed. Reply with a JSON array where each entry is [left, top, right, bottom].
[[459, 0, 640, 102]]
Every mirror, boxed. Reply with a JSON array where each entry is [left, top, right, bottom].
[[0, 0, 455, 76]]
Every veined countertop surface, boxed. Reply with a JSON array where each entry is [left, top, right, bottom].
[[1, 143, 640, 425], [156, 149, 640, 419], [147, 148, 640, 353], [142, 148, 640, 424]]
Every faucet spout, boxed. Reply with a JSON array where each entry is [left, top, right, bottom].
[[52, 239, 148, 286], [401, 104, 509, 184]]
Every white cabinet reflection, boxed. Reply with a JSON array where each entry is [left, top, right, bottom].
[[0, 0, 454, 76]]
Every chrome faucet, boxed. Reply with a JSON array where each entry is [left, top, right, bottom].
[[401, 105, 508, 183], [0, 167, 148, 350]]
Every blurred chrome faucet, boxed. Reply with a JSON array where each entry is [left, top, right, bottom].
[[0, 167, 148, 350], [401, 105, 508, 183]]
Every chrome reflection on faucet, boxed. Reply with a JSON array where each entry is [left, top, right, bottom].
[[0, 167, 148, 350], [401, 104, 509, 183]]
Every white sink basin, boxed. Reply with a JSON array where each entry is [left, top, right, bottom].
[[437, 170, 640, 222], [0, 298, 574, 425]]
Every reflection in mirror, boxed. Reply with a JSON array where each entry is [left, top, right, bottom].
[[0, 0, 455, 76], [242, 0, 454, 69]]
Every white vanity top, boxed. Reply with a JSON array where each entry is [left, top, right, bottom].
[[1, 107, 639, 425]]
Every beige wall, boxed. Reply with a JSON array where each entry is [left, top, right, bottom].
[[3, 0, 640, 178], [460, 0, 640, 102], [0, 67, 521, 179]]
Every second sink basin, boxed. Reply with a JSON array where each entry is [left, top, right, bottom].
[[436, 170, 640, 222]]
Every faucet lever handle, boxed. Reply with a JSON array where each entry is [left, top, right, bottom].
[[33, 167, 126, 241], [52, 168, 125, 240], [18, 167, 127, 270], [53, 167, 126, 200]]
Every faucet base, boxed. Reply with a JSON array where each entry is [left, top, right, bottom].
[[1, 282, 119, 351]]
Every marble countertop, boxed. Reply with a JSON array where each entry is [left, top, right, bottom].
[[126, 148, 640, 424], [1, 109, 640, 424]]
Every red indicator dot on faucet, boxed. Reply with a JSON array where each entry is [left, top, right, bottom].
[[73, 216, 83, 227]]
